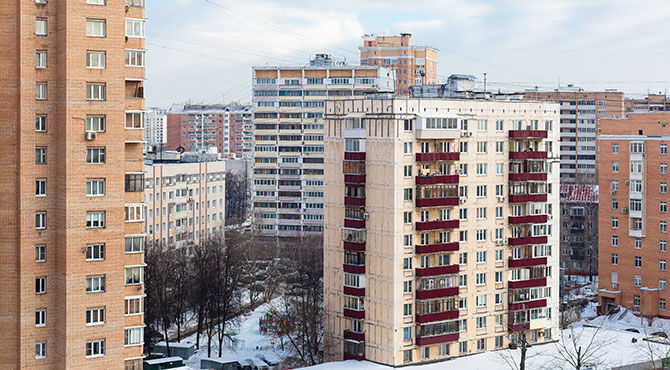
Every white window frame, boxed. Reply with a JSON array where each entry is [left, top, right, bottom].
[[86, 275, 106, 293], [86, 83, 106, 101], [85, 307, 106, 326], [86, 243, 105, 261], [125, 204, 144, 222], [125, 19, 146, 38], [36, 212, 47, 230], [125, 235, 145, 253], [86, 147, 106, 163], [125, 111, 145, 129], [86, 211, 106, 229], [35, 309, 46, 327], [86, 178, 106, 196], [125, 296, 145, 316], [125, 49, 146, 67], [86, 339, 105, 358], [86, 19, 106, 37], [36, 50, 47, 68], [124, 326, 145, 346], [35, 341, 46, 359], [125, 265, 145, 285], [36, 82, 47, 100], [85, 115, 106, 132], [36, 18, 47, 36], [86, 51, 106, 69]]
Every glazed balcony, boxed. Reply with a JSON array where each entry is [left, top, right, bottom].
[[509, 151, 548, 160], [508, 215, 548, 225], [343, 241, 365, 252], [416, 242, 459, 254], [344, 174, 366, 184], [343, 330, 365, 342], [415, 333, 459, 346], [343, 263, 365, 274], [416, 197, 459, 207], [508, 257, 548, 268], [509, 299, 547, 311], [344, 152, 366, 161], [344, 218, 366, 229], [508, 236, 548, 246], [416, 310, 459, 324], [508, 323, 530, 332], [343, 309, 365, 319], [508, 277, 547, 289], [416, 265, 459, 277], [508, 173, 548, 182], [415, 219, 459, 231], [509, 194, 547, 203], [416, 287, 459, 300], [509, 130, 548, 139], [415, 175, 459, 185], [415, 152, 460, 162], [343, 286, 365, 296], [344, 197, 365, 206]]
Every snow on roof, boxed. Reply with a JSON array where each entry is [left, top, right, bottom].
[[560, 184, 599, 203], [145, 356, 184, 365], [155, 341, 196, 348]]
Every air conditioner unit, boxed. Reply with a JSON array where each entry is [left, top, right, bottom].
[[363, 212, 369, 220], [497, 196, 505, 202], [547, 214, 553, 220], [85, 131, 97, 141], [460, 131, 468, 137], [622, 208, 628, 214], [459, 197, 467, 204], [467, 132, 473, 137], [625, 180, 629, 185]]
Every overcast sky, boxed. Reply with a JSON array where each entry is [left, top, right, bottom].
[[146, 0, 670, 108]]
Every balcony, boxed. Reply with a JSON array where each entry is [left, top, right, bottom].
[[343, 330, 365, 342], [508, 277, 547, 289], [416, 265, 459, 277], [508, 257, 548, 268], [415, 175, 459, 185], [344, 241, 365, 252], [344, 152, 366, 161], [343, 263, 365, 274], [416, 287, 459, 300], [416, 242, 459, 254], [509, 194, 547, 203], [344, 197, 365, 206], [508, 299, 547, 311], [415, 220, 459, 231], [416, 197, 459, 208], [415, 152, 460, 162], [509, 130, 548, 139], [343, 309, 365, 319], [416, 310, 459, 324], [508, 215, 548, 225], [343, 286, 365, 296], [509, 151, 548, 160], [344, 174, 366, 184], [509, 173, 547, 182], [508, 323, 530, 332], [508, 236, 548, 246], [344, 218, 366, 229], [415, 333, 459, 346]]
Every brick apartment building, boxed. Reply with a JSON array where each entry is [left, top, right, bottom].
[[166, 103, 253, 158], [359, 33, 438, 96], [598, 112, 670, 317], [625, 93, 670, 113], [323, 97, 560, 365], [559, 184, 599, 278], [0, 0, 146, 369]]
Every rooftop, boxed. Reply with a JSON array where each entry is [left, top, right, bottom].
[[560, 184, 599, 203]]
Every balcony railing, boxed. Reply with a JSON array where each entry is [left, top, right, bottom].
[[416, 242, 459, 254], [343, 241, 365, 251], [415, 219, 460, 231], [508, 257, 548, 268], [344, 174, 366, 184], [343, 286, 365, 297], [344, 152, 366, 161], [344, 197, 365, 206], [343, 330, 365, 342], [508, 236, 548, 246], [416, 310, 459, 324], [415, 333, 459, 346], [415, 152, 460, 162], [509, 173, 548, 182], [416, 264, 459, 277], [416, 197, 459, 207], [509, 130, 548, 139], [509, 151, 548, 160], [416, 287, 459, 300], [509, 194, 548, 203], [343, 263, 365, 274], [415, 175, 459, 185], [343, 309, 365, 319], [508, 299, 547, 311], [344, 218, 366, 229], [508, 215, 548, 225], [508, 277, 547, 289]]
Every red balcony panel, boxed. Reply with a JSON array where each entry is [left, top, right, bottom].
[[415, 333, 459, 346], [416, 287, 459, 300], [415, 152, 460, 162], [344, 174, 366, 184], [415, 219, 460, 231], [344, 152, 366, 161], [343, 263, 365, 274], [509, 151, 548, 160], [343, 309, 365, 319], [343, 330, 365, 342], [415, 175, 459, 185], [508, 323, 530, 332], [416, 242, 459, 254], [509, 130, 548, 139], [343, 286, 365, 296], [508, 215, 548, 225], [508, 236, 548, 246], [343, 242, 365, 252], [345, 197, 365, 206], [508, 257, 548, 268], [416, 265, 459, 277], [509, 173, 548, 182], [344, 218, 366, 229], [509, 299, 547, 311], [509, 194, 548, 203], [508, 278, 547, 289], [343, 353, 365, 361], [416, 310, 459, 324], [416, 197, 459, 207]]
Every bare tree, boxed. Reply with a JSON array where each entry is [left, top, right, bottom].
[[145, 243, 176, 355], [172, 247, 191, 342], [548, 323, 613, 369], [499, 307, 536, 370], [225, 171, 248, 225]]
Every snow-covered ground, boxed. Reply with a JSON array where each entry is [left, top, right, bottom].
[[582, 305, 670, 334]]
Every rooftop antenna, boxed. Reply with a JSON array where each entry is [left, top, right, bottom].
[[483, 72, 487, 99]]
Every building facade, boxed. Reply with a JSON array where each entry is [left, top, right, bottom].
[[0, 0, 146, 369], [559, 184, 599, 278], [145, 107, 167, 149], [144, 159, 226, 248], [166, 103, 253, 158], [625, 94, 670, 113], [598, 112, 670, 317], [360, 33, 438, 96], [522, 87, 624, 184], [323, 97, 560, 365], [251, 55, 394, 238]]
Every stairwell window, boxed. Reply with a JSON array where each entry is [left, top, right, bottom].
[[36, 50, 47, 68], [86, 19, 106, 37], [36, 212, 46, 229], [86, 83, 106, 100], [35, 115, 47, 131], [36, 82, 47, 100], [125, 19, 145, 38], [36, 18, 47, 35]]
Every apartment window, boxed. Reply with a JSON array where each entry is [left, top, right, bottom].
[[35, 342, 46, 359], [86, 275, 105, 293], [403, 165, 412, 177], [126, 0, 145, 7], [85, 115, 105, 132], [477, 141, 487, 153], [460, 163, 468, 175], [125, 296, 144, 315], [35, 115, 47, 131], [439, 343, 450, 357], [86, 339, 105, 358], [125, 112, 144, 128], [662, 202, 667, 213], [36, 82, 47, 100], [86, 51, 106, 68], [86, 83, 106, 100], [459, 230, 467, 242], [35, 245, 46, 262], [86, 244, 105, 261], [476, 338, 486, 351], [635, 256, 642, 268], [404, 188, 413, 201], [663, 221, 668, 233], [403, 327, 412, 340], [663, 144, 668, 155], [86, 147, 106, 163], [125, 204, 144, 222], [635, 238, 642, 249], [125, 19, 145, 38], [86, 179, 105, 196], [86, 19, 106, 37], [612, 217, 618, 229], [404, 234, 413, 247], [661, 240, 667, 252], [612, 161, 618, 172], [36, 276, 46, 294], [662, 183, 668, 194], [403, 257, 412, 270], [403, 280, 412, 293], [611, 253, 618, 265], [420, 346, 429, 360], [634, 275, 641, 287], [124, 327, 144, 346], [476, 229, 487, 241], [612, 143, 619, 154], [476, 185, 487, 197], [36, 212, 46, 229], [403, 211, 412, 224], [661, 260, 667, 271], [459, 341, 467, 354], [125, 173, 144, 192], [663, 163, 668, 175], [125, 236, 144, 253], [495, 120, 504, 131], [495, 271, 503, 283], [35, 179, 46, 197], [611, 235, 618, 247], [460, 141, 468, 153], [86, 211, 105, 228], [476, 273, 486, 286], [496, 163, 504, 175], [35, 309, 46, 327], [403, 350, 412, 363], [662, 279, 667, 291], [125, 266, 144, 285], [476, 295, 486, 307], [125, 49, 146, 67], [36, 50, 47, 68], [87, 0, 105, 3], [495, 249, 503, 262], [36, 18, 47, 35], [403, 303, 412, 317], [476, 163, 487, 175], [634, 295, 641, 306], [404, 142, 413, 154], [86, 307, 105, 325]]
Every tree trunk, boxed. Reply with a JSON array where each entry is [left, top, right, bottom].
[[196, 307, 203, 349]]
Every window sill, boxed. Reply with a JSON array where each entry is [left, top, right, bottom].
[[86, 354, 105, 359], [86, 322, 105, 327]]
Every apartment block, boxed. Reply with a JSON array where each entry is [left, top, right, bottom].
[[559, 184, 599, 277], [625, 93, 670, 113], [360, 33, 438, 96], [145, 108, 167, 149], [251, 54, 395, 238], [0, 0, 146, 369], [523, 87, 624, 183], [323, 97, 560, 365], [166, 103, 253, 158], [598, 112, 670, 317]]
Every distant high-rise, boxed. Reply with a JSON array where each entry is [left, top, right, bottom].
[[0, 0, 146, 368], [145, 108, 167, 149], [359, 33, 438, 96], [625, 93, 670, 113]]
